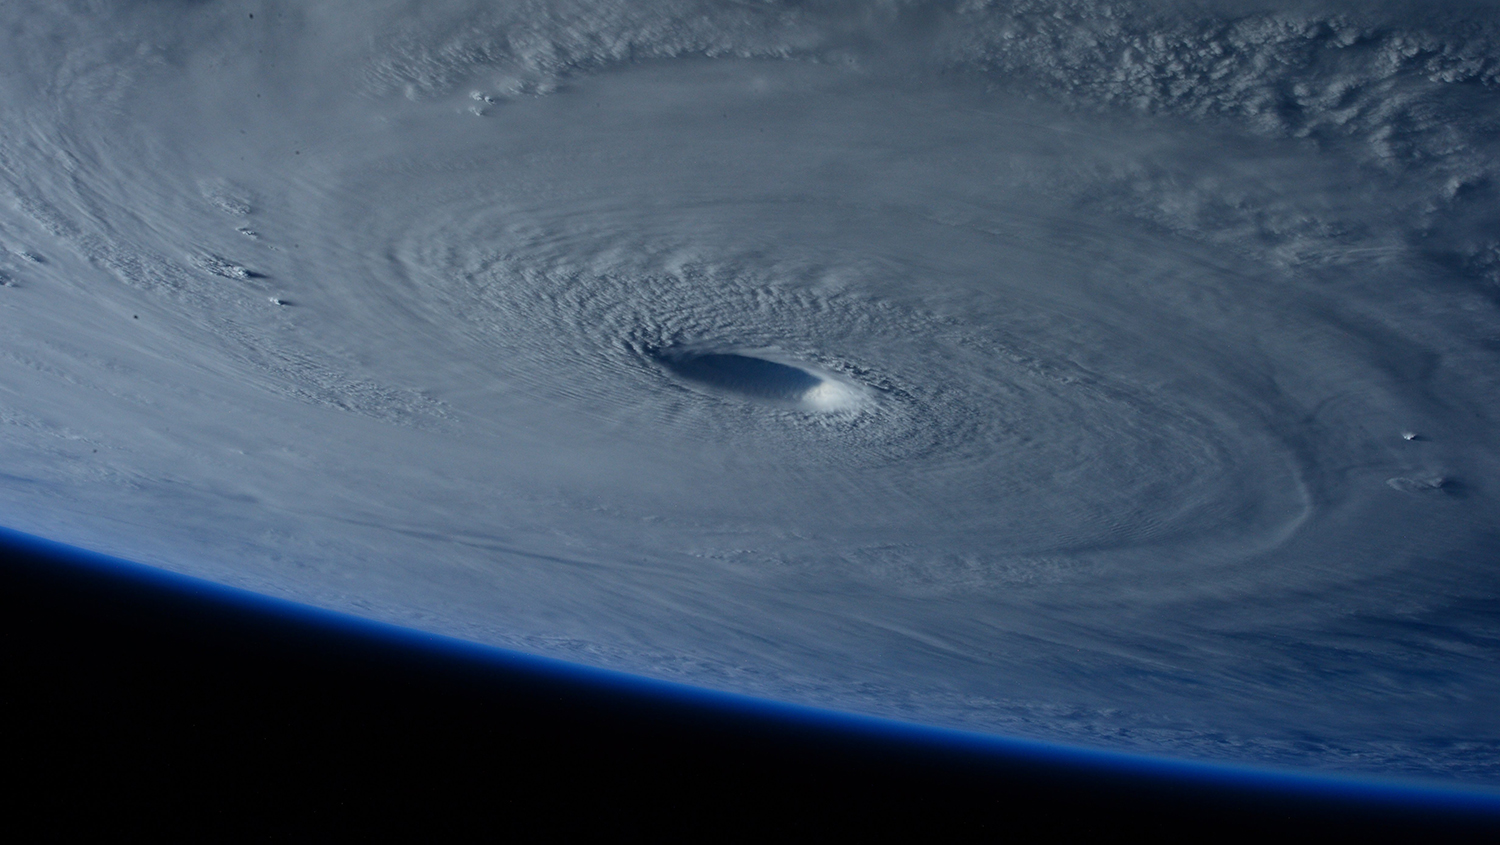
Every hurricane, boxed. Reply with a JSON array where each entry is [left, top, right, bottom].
[[2, 0, 1498, 783]]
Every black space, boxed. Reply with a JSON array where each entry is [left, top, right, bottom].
[[2, 532, 1495, 840]]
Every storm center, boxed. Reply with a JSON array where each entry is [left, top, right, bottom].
[[652, 348, 867, 412]]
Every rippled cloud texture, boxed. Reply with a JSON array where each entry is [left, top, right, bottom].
[[1, 0, 1498, 781]]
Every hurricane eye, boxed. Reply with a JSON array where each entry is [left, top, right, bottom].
[[650, 347, 867, 412]]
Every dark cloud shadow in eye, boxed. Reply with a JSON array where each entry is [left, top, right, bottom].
[[656, 350, 824, 403]]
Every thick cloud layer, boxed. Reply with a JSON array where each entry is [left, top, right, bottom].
[[1, 1, 1497, 781]]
